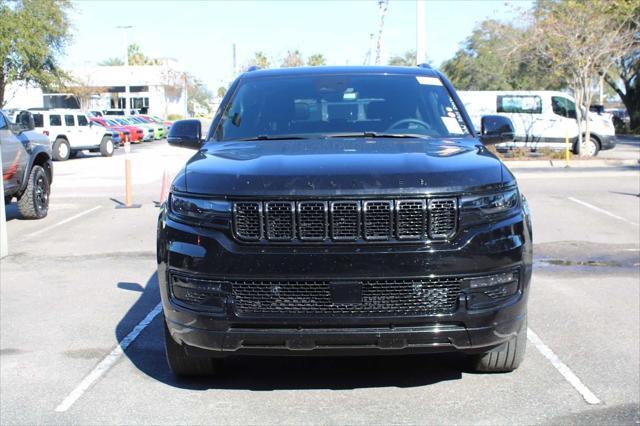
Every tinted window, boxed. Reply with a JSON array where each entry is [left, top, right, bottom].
[[551, 96, 577, 119], [33, 113, 44, 128], [497, 96, 542, 114], [64, 115, 75, 126], [49, 115, 62, 126], [215, 74, 471, 141], [0, 112, 6, 129], [77, 115, 88, 126]]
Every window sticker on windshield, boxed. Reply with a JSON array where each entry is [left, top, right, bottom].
[[416, 76, 442, 86], [441, 116, 464, 134]]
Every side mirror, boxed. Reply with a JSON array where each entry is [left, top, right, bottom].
[[167, 119, 202, 149], [480, 115, 515, 145], [16, 111, 35, 132]]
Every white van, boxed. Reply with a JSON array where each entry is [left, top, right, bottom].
[[29, 109, 115, 161], [458, 91, 616, 157]]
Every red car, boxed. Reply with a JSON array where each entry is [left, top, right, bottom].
[[90, 117, 145, 143]]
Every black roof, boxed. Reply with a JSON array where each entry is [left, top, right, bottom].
[[240, 65, 439, 79]]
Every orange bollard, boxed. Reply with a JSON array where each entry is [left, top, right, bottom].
[[116, 141, 141, 209]]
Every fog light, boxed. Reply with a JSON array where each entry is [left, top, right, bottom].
[[466, 271, 519, 309], [467, 272, 517, 289], [170, 274, 229, 313]]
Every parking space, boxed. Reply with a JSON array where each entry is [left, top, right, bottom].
[[1, 144, 639, 424]]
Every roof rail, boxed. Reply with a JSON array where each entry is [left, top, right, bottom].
[[246, 66, 261, 72], [417, 63, 432, 69]]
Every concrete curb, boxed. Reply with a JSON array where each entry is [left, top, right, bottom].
[[503, 159, 640, 169]]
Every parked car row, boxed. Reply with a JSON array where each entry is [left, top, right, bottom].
[[2, 108, 173, 161]]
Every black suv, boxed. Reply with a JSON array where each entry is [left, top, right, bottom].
[[158, 66, 532, 376], [1, 110, 52, 219]]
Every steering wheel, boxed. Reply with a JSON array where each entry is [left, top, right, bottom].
[[386, 118, 431, 132]]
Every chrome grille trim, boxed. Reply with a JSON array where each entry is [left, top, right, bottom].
[[265, 201, 295, 241], [363, 200, 394, 240], [297, 201, 328, 241], [232, 198, 457, 243], [330, 201, 361, 241], [233, 202, 263, 241], [428, 198, 457, 239]]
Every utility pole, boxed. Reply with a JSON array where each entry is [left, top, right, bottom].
[[117, 25, 132, 112], [232, 43, 237, 76], [375, 0, 389, 65], [416, 0, 426, 64], [184, 72, 189, 118]]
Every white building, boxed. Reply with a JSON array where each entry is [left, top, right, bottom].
[[4, 59, 188, 119]]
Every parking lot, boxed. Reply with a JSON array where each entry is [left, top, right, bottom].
[[1, 140, 639, 424]]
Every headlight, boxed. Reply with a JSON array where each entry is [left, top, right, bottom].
[[169, 194, 231, 223], [460, 189, 519, 216]]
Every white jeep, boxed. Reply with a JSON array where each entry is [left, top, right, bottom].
[[30, 109, 115, 161]]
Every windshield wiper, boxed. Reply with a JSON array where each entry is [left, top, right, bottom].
[[237, 134, 310, 141], [324, 132, 429, 139]]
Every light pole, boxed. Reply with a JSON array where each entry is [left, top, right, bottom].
[[416, 0, 426, 64], [116, 25, 132, 112]]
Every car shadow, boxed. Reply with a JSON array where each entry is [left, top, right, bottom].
[[117, 272, 465, 391]]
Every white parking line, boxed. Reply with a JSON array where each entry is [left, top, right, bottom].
[[527, 328, 601, 405], [54, 303, 162, 413], [26, 206, 103, 238], [568, 197, 639, 227]]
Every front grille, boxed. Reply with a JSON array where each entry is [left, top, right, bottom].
[[232, 198, 457, 243], [232, 277, 461, 315], [428, 199, 457, 239]]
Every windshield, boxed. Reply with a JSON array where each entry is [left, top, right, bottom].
[[214, 74, 471, 141]]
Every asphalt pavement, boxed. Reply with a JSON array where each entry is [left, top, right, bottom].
[[1, 139, 639, 425]]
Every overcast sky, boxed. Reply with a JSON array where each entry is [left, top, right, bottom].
[[63, 0, 530, 89]]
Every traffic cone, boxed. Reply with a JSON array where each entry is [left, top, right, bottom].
[[159, 169, 170, 206]]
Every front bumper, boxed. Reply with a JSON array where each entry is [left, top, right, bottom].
[[157, 210, 532, 357], [599, 134, 617, 151]]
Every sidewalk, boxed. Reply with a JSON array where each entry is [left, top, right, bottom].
[[504, 158, 639, 169]]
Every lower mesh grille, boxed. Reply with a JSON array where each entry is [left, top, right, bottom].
[[232, 278, 461, 315]]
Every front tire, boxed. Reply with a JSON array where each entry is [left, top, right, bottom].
[[164, 318, 221, 377], [574, 137, 600, 157], [470, 316, 527, 373], [100, 136, 114, 157], [53, 138, 70, 161], [17, 165, 50, 219]]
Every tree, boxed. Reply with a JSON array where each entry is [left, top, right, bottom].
[[440, 19, 564, 91], [307, 53, 326, 66], [388, 50, 417, 67], [603, 3, 640, 131], [530, 0, 637, 153], [187, 76, 212, 116], [0, 0, 72, 106], [216, 86, 227, 98], [63, 75, 105, 111], [281, 50, 304, 68], [245, 51, 270, 70], [99, 43, 160, 67], [98, 57, 124, 66]]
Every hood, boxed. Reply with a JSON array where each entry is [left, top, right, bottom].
[[176, 138, 510, 197]]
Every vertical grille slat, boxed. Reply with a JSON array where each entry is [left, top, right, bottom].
[[233, 202, 262, 241], [363, 201, 393, 240], [265, 202, 295, 241], [428, 198, 457, 239], [298, 201, 328, 241], [396, 200, 426, 240], [330, 201, 361, 240], [232, 198, 457, 243]]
